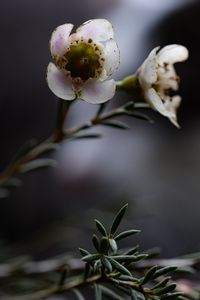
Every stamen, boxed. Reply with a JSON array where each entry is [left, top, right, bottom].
[[56, 41, 104, 81]]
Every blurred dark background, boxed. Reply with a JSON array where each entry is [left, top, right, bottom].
[[0, 0, 199, 260]]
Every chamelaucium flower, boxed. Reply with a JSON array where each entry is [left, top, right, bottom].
[[137, 44, 189, 128], [47, 19, 120, 104]]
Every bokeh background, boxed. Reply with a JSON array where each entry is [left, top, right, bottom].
[[0, 0, 199, 263]]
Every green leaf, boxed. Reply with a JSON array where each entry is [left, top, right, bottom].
[[0, 178, 23, 198], [162, 292, 184, 300], [128, 254, 148, 262], [125, 111, 153, 123], [95, 219, 107, 236], [115, 285, 134, 297], [130, 289, 138, 300], [79, 248, 90, 257], [102, 256, 113, 273], [110, 204, 128, 235], [124, 245, 139, 255], [71, 133, 102, 140], [108, 257, 132, 276], [179, 297, 189, 300], [99, 285, 124, 300], [84, 262, 91, 280], [176, 266, 195, 274], [151, 277, 171, 290], [101, 120, 129, 130], [141, 266, 157, 284], [151, 276, 171, 290], [13, 139, 37, 162], [109, 239, 118, 254], [73, 288, 85, 300], [119, 275, 139, 282], [1, 177, 22, 188], [100, 237, 109, 254], [92, 234, 100, 252], [123, 101, 150, 113], [82, 254, 100, 263], [94, 260, 101, 273], [133, 103, 150, 109], [123, 101, 135, 111], [110, 255, 147, 263], [94, 283, 102, 300], [115, 229, 141, 241], [39, 142, 60, 155], [152, 266, 177, 279], [20, 159, 57, 173], [155, 283, 177, 295]]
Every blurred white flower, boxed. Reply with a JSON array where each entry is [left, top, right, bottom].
[[138, 44, 189, 127], [47, 19, 120, 104]]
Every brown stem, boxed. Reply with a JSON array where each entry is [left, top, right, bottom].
[[0, 101, 137, 187], [10, 274, 101, 300], [0, 100, 72, 185]]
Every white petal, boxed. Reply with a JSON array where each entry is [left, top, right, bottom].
[[145, 88, 175, 118], [47, 63, 75, 100], [171, 95, 182, 110], [164, 95, 181, 128], [157, 44, 189, 66], [145, 88, 181, 127], [139, 47, 159, 87], [104, 39, 120, 76], [76, 19, 114, 42], [80, 79, 116, 104], [50, 24, 73, 57], [169, 117, 180, 128]]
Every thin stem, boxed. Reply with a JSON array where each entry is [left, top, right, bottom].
[[64, 106, 126, 138], [116, 74, 140, 96], [0, 103, 131, 185], [0, 99, 73, 185], [54, 99, 73, 142], [12, 274, 101, 300], [12, 270, 156, 300], [0, 79, 143, 188], [95, 102, 107, 117]]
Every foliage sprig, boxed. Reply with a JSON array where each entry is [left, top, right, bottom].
[[76, 204, 181, 300], [1, 204, 200, 299], [0, 100, 151, 199]]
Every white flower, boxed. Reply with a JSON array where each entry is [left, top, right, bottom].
[[138, 44, 189, 127], [47, 19, 120, 104]]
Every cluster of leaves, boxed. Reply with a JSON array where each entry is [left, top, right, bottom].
[[0, 139, 58, 198], [77, 204, 184, 300], [91, 101, 152, 131], [0, 204, 200, 299], [0, 101, 151, 199]]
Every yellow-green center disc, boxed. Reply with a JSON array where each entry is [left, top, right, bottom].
[[64, 43, 101, 81]]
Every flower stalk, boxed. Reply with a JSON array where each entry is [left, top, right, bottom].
[[0, 98, 151, 193], [116, 74, 140, 95], [55, 99, 73, 142]]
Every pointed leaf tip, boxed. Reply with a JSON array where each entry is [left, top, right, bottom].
[[92, 234, 100, 252], [73, 288, 85, 300], [79, 248, 90, 257], [115, 229, 141, 241], [108, 257, 132, 276], [110, 203, 128, 235], [95, 219, 107, 236]]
